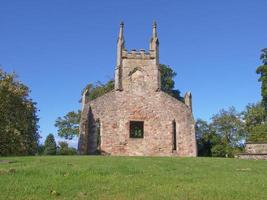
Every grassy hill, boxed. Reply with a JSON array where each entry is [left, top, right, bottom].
[[0, 156, 266, 200]]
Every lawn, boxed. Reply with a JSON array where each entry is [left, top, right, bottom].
[[0, 156, 266, 200]]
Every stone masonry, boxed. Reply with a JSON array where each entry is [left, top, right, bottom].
[[78, 22, 197, 156], [237, 142, 267, 160]]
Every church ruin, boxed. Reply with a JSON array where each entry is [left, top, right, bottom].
[[78, 22, 197, 156]]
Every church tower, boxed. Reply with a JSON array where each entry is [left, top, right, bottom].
[[115, 22, 161, 93]]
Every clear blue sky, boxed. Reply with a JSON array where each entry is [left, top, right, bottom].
[[0, 0, 265, 145]]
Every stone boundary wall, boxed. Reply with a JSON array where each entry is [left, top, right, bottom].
[[245, 142, 267, 154], [237, 142, 267, 160], [237, 153, 267, 160]]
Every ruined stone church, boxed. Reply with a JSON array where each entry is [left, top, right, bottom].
[[78, 22, 197, 156]]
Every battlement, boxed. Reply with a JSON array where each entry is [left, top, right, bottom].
[[122, 49, 156, 59]]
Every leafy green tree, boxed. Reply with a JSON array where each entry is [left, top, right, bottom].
[[211, 144, 227, 157], [243, 49, 267, 142], [37, 144, 45, 155], [256, 65, 267, 111], [58, 141, 77, 155], [82, 80, 114, 101], [196, 107, 246, 157], [256, 48, 267, 111], [44, 134, 57, 155], [160, 64, 176, 91], [160, 64, 182, 100], [243, 103, 265, 129], [210, 107, 246, 157], [55, 111, 81, 140], [0, 68, 39, 156], [196, 119, 214, 156], [249, 123, 267, 142], [243, 103, 267, 141]]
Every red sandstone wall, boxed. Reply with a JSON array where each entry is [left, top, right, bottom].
[[79, 90, 197, 157]]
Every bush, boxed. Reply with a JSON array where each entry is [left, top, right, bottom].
[[211, 144, 227, 157], [249, 123, 267, 142], [37, 144, 45, 155], [44, 134, 57, 155], [58, 141, 77, 155]]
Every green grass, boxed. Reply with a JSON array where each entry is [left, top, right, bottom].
[[0, 156, 266, 200]]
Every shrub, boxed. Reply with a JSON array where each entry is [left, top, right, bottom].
[[44, 134, 57, 155], [58, 141, 77, 155]]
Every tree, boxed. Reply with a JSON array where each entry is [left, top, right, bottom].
[[160, 64, 176, 91], [44, 134, 57, 155], [244, 49, 267, 142], [0, 68, 39, 156], [160, 64, 182, 100], [82, 80, 115, 101], [243, 103, 265, 129], [196, 107, 246, 157], [256, 48, 267, 111], [37, 144, 45, 155], [55, 111, 81, 140], [249, 123, 267, 142], [243, 103, 266, 141], [210, 107, 246, 157], [196, 119, 214, 157]]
